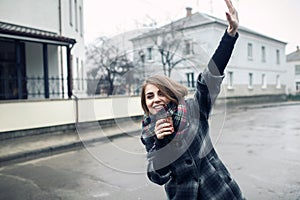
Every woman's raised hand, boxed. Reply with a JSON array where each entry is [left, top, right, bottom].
[[224, 0, 239, 36]]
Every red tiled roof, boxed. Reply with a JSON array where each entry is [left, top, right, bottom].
[[0, 21, 76, 45]]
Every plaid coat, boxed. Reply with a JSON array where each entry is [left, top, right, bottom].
[[141, 31, 244, 200]]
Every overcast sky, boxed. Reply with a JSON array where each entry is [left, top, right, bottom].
[[83, 0, 300, 54]]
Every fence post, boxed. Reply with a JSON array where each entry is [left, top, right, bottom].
[[15, 40, 23, 99], [43, 43, 50, 98]]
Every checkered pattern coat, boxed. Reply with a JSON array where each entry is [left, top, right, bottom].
[[141, 31, 244, 200]]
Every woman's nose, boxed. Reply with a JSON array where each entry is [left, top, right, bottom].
[[153, 94, 161, 102]]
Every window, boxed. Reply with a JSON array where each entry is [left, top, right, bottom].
[[295, 65, 300, 75], [261, 46, 266, 62], [147, 47, 153, 60], [186, 72, 195, 88], [276, 49, 280, 64], [228, 71, 233, 89], [261, 73, 267, 88], [69, 0, 73, 26], [247, 43, 253, 60], [276, 75, 281, 88], [248, 73, 253, 89], [79, 6, 83, 36], [296, 82, 300, 93], [75, 0, 78, 32], [184, 40, 193, 55]]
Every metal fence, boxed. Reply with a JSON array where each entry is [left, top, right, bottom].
[[0, 76, 70, 100], [0, 75, 195, 100]]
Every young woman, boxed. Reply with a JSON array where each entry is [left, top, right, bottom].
[[140, 0, 245, 199]]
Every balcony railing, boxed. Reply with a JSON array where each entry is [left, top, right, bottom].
[[0, 76, 73, 100]]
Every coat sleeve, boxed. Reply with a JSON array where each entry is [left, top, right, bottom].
[[194, 30, 238, 119], [141, 135, 172, 185]]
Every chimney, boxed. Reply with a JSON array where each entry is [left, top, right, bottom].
[[186, 7, 192, 17], [297, 46, 299, 52]]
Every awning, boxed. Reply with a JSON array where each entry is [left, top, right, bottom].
[[0, 21, 76, 46]]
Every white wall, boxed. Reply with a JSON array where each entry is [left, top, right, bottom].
[[286, 61, 300, 94], [132, 22, 287, 98], [0, 0, 86, 96], [0, 0, 59, 32], [0, 96, 143, 132]]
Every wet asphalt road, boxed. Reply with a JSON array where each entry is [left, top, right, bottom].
[[0, 104, 300, 200]]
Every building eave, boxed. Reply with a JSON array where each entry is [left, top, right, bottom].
[[0, 21, 76, 46]]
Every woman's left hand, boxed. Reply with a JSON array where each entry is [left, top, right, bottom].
[[224, 0, 239, 36]]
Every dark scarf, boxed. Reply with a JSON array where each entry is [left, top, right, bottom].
[[142, 100, 188, 146]]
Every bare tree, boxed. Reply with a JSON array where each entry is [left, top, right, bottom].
[[134, 19, 189, 77], [85, 37, 135, 95], [157, 22, 187, 77]]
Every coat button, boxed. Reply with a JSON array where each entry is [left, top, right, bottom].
[[185, 159, 192, 165]]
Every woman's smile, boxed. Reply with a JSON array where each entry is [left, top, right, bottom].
[[144, 84, 170, 115]]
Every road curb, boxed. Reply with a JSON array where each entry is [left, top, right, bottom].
[[0, 129, 141, 167], [237, 102, 300, 110]]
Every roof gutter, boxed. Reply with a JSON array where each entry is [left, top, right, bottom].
[[0, 33, 75, 46]]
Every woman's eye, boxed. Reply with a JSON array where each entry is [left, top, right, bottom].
[[146, 95, 153, 99], [158, 91, 165, 97]]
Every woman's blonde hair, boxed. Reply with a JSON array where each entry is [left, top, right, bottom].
[[141, 75, 188, 115]]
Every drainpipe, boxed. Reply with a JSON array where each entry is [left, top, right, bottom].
[[73, 94, 79, 125], [67, 44, 75, 99], [67, 43, 79, 133], [58, 0, 65, 98], [58, 0, 62, 35], [58, 0, 78, 129], [43, 43, 49, 98]]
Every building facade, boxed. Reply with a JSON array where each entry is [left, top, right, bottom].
[[84, 28, 154, 96], [0, 0, 85, 100], [131, 8, 287, 99], [286, 47, 300, 95]]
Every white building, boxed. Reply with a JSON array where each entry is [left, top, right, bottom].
[[131, 8, 287, 100], [0, 1, 146, 135], [286, 47, 300, 95], [85, 28, 154, 96], [0, 0, 85, 100]]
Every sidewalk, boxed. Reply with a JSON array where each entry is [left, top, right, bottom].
[[0, 120, 142, 166], [1, 100, 299, 167]]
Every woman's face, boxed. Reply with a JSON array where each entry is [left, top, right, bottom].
[[144, 84, 171, 115]]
